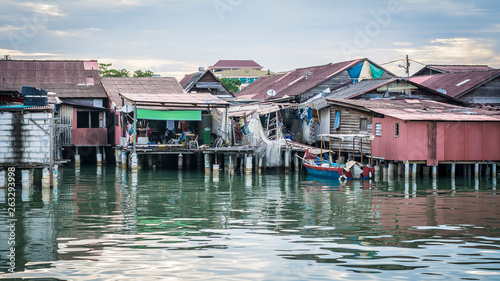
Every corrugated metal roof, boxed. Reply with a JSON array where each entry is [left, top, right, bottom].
[[0, 60, 106, 98], [408, 70, 500, 98], [325, 78, 396, 99], [120, 92, 229, 108], [413, 65, 495, 76], [235, 59, 367, 100], [212, 60, 262, 69], [101, 77, 185, 110], [0, 103, 54, 111], [325, 98, 500, 121]]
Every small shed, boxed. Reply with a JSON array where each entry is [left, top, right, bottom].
[[325, 98, 500, 166]]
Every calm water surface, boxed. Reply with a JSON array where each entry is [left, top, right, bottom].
[[1, 166, 499, 280]]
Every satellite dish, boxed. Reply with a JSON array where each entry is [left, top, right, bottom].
[[122, 105, 133, 113], [267, 89, 276, 97]]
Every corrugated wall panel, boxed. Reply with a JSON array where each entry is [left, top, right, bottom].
[[464, 123, 483, 161]]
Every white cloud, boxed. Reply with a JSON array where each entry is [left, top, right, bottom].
[[0, 48, 61, 58], [391, 37, 499, 72], [18, 2, 65, 17], [394, 42, 411, 46], [0, 25, 22, 33]]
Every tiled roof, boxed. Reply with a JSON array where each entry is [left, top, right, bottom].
[[326, 98, 500, 121], [408, 70, 500, 98], [0, 60, 106, 98], [212, 60, 263, 69], [101, 77, 184, 110], [235, 59, 366, 100]]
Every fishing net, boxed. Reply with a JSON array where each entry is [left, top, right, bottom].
[[247, 118, 284, 167]]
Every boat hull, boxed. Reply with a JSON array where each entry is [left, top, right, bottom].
[[303, 162, 374, 180]]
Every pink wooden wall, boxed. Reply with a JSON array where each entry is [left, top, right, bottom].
[[372, 116, 500, 164], [72, 109, 108, 146]]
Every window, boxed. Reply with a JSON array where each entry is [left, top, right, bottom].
[[359, 118, 367, 131], [375, 123, 382, 136], [395, 122, 399, 137], [76, 111, 101, 128]]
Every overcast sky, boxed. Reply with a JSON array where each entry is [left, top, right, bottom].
[[1, 0, 499, 79]]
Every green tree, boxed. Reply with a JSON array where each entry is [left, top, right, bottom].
[[219, 77, 242, 93], [98, 63, 130, 77], [133, 69, 156, 77]]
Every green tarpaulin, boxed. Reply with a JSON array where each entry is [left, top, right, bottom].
[[136, 108, 202, 121]]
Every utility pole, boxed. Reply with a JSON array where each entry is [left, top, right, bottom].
[[405, 54, 410, 77]]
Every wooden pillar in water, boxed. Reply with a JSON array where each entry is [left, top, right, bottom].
[[474, 163, 479, 178], [451, 163, 456, 178], [284, 149, 291, 174], [412, 163, 417, 178], [493, 163, 497, 178], [294, 153, 299, 172], [404, 161, 410, 179]]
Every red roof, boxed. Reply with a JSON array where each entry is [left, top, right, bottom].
[[235, 59, 366, 100], [0, 60, 106, 98], [326, 98, 500, 122], [212, 60, 262, 70], [408, 70, 500, 98]]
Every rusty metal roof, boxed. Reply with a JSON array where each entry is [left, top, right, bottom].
[[413, 64, 495, 76], [326, 98, 500, 121], [235, 58, 394, 100], [409, 70, 500, 99], [102, 77, 185, 110], [0, 60, 106, 98]]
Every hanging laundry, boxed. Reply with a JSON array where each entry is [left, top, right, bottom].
[[166, 120, 175, 131]]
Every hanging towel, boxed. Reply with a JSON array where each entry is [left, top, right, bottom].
[[166, 120, 175, 130]]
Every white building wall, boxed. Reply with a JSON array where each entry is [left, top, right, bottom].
[[0, 111, 52, 166]]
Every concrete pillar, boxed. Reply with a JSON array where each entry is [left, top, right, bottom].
[[294, 153, 299, 172], [213, 163, 220, 174], [42, 167, 50, 188], [412, 163, 417, 178], [75, 154, 81, 166], [131, 153, 138, 171], [388, 163, 395, 178], [0, 170, 5, 188], [284, 149, 291, 174], [432, 165, 437, 179], [451, 163, 456, 178], [374, 165, 381, 182], [52, 165, 58, 185], [404, 161, 410, 179], [474, 163, 479, 178], [228, 155, 235, 174], [22, 169, 30, 189], [258, 157, 263, 174], [177, 153, 183, 170], [122, 151, 127, 169], [245, 154, 253, 174], [398, 162, 404, 177], [493, 163, 497, 178], [204, 154, 211, 173], [96, 151, 103, 166], [382, 165, 388, 181], [487, 165, 491, 178], [115, 149, 121, 166]]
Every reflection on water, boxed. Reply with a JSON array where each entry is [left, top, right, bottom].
[[1, 166, 499, 280]]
